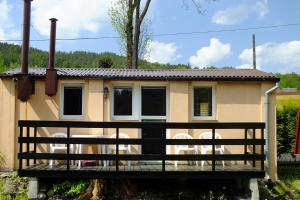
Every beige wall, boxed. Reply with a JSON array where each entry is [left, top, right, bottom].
[[0, 79, 16, 170], [0, 78, 277, 179]]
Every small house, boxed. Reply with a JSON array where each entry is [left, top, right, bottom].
[[0, 0, 279, 187], [0, 67, 279, 180]]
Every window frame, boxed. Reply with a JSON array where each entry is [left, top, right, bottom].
[[140, 85, 168, 120], [192, 83, 216, 121], [111, 84, 138, 120], [60, 83, 84, 120]]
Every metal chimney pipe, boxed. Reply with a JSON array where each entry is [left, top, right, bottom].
[[45, 18, 58, 97], [48, 18, 57, 70], [18, 0, 33, 102], [21, 0, 32, 74]]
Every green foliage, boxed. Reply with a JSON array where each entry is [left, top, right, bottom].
[[47, 180, 88, 198], [277, 95, 300, 110], [0, 172, 28, 200], [0, 42, 190, 71], [278, 166, 300, 182], [259, 166, 300, 199], [277, 73, 300, 90], [277, 105, 298, 155], [98, 57, 114, 68]]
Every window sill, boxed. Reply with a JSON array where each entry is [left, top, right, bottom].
[[112, 116, 139, 121], [192, 116, 217, 121], [60, 115, 85, 120]]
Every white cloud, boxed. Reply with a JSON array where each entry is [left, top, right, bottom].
[[238, 40, 300, 71], [212, 0, 269, 25], [32, 0, 113, 38], [256, 0, 269, 18], [0, 0, 19, 42], [144, 41, 180, 64], [0, 0, 11, 40], [189, 38, 231, 68], [0, 0, 9, 20]]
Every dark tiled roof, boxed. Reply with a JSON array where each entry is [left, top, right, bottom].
[[0, 68, 279, 81]]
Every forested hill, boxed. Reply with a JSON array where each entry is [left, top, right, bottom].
[[0, 42, 189, 72], [1, 42, 300, 89]]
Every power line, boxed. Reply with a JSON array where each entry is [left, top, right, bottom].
[[1, 22, 300, 42]]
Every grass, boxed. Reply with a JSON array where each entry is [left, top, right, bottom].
[[276, 94, 300, 109], [259, 166, 300, 199]]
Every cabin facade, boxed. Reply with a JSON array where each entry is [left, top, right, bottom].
[[0, 68, 278, 180]]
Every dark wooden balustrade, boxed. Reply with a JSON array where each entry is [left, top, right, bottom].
[[18, 120, 265, 179]]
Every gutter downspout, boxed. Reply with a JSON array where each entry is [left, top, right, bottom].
[[264, 82, 279, 178]]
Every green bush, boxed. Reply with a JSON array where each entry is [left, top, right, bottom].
[[47, 180, 89, 198], [277, 105, 298, 155]]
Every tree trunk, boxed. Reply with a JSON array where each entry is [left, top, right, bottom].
[[132, 0, 140, 69], [132, 0, 151, 69], [126, 0, 134, 68], [75, 179, 104, 200]]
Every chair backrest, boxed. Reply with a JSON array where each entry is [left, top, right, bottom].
[[199, 132, 222, 149], [173, 133, 193, 150], [110, 133, 130, 149], [50, 132, 67, 148]]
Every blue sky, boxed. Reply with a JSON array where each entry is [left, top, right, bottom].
[[0, 0, 300, 73]]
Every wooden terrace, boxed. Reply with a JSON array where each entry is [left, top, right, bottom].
[[18, 120, 266, 179]]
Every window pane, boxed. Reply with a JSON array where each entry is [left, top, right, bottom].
[[63, 86, 82, 116], [142, 87, 166, 116], [194, 87, 212, 117], [114, 87, 132, 115]]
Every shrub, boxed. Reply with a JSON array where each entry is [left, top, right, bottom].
[[47, 180, 89, 198], [277, 105, 298, 155], [98, 57, 113, 68], [0, 172, 28, 200]]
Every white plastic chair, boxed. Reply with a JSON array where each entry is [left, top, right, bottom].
[[199, 132, 225, 167], [108, 133, 131, 166], [173, 133, 198, 167], [49, 132, 73, 166]]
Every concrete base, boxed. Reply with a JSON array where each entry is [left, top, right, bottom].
[[249, 179, 259, 200], [238, 178, 259, 200], [27, 177, 39, 200]]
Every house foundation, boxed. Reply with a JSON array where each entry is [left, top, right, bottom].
[[27, 177, 39, 200]]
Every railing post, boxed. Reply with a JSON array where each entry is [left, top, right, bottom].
[[244, 129, 247, 165], [19, 126, 23, 171], [261, 128, 264, 171], [33, 127, 37, 164], [116, 128, 119, 172], [162, 128, 166, 172], [253, 129, 256, 167], [212, 128, 216, 171], [67, 127, 70, 171], [26, 126, 30, 166]]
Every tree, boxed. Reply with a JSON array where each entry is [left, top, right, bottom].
[[0, 57, 6, 72], [98, 57, 114, 68], [109, 0, 152, 69], [109, 0, 216, 69]]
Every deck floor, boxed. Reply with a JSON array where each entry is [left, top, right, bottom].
[[24, 163, 259, 172], [20, 163, 264, 179]]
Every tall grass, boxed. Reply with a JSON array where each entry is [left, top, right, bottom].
[[277, 94, 300, 110]]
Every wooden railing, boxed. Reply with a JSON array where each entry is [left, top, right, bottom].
[[18, 120, 266, 178]]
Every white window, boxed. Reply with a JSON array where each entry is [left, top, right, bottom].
[[193, 86, 216, 120], [61, 84, 84, 119]]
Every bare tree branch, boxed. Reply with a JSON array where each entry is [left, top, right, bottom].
[[139, 0, 151, 25]]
